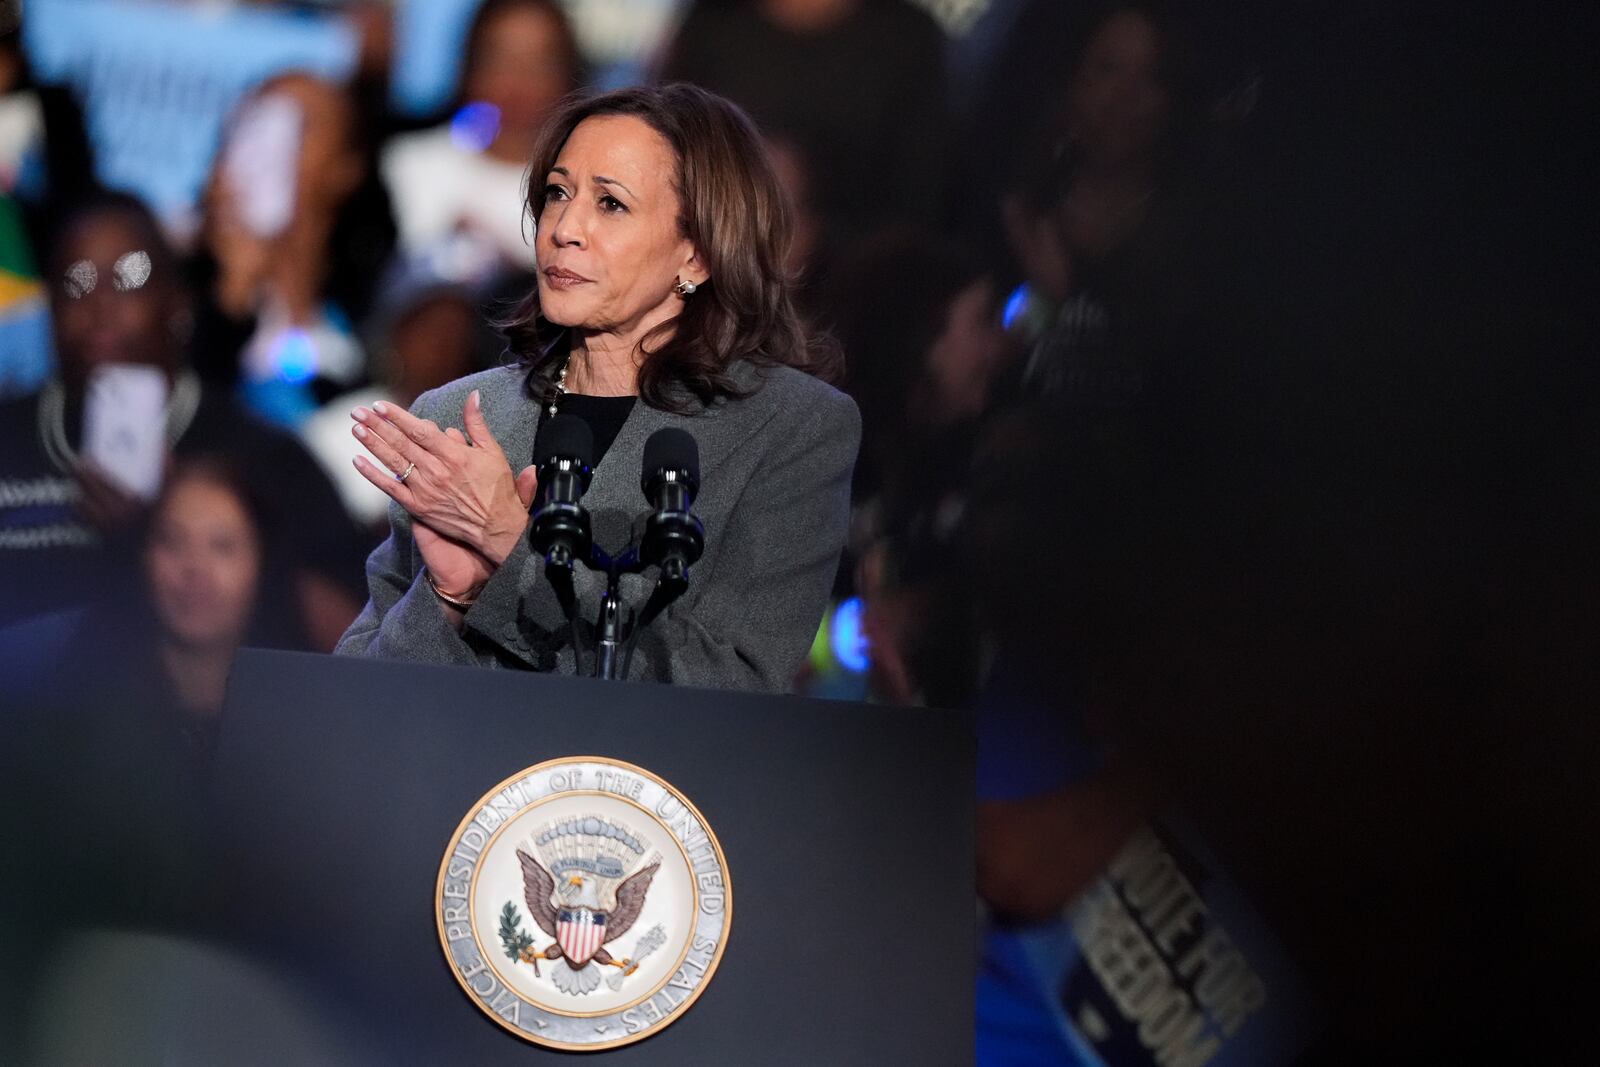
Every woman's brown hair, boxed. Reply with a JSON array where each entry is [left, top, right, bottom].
[[504, 83, 839, 411]]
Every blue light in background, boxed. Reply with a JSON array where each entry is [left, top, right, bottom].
[[1002, 283, 1030, 330], [830, 596, 870, 673], [450, 101, 501, 153], [271, 328, 317, 384]]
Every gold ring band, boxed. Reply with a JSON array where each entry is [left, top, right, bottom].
[[397, 461, 417, 483]]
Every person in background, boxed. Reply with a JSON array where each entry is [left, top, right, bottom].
[[0, 192, 366, 646], [962, 400, 1320, 1066], [300, 255, 509, 531], [142, 456, 303, 731], [343, 0, 401, 136], [0, 454, 304, 1050], [996, 2, 1204, 426], [19, 0, 360, 246], [659, 0, 951, 251], [192, 72, 396, 423], [381, 0, 581, 272], [828, 229, 1010, 708]]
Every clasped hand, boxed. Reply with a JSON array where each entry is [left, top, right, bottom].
[[351, 390, 539, 596]]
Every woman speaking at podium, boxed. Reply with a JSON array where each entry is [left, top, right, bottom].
[[335, 85, 858, 692]]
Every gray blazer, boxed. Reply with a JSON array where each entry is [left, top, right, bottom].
[[334, 360, 860, 693]]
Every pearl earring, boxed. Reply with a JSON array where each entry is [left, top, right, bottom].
[[674, 277, 698, 297]]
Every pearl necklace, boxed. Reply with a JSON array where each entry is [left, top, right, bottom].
[[546, 352, 572, 418]]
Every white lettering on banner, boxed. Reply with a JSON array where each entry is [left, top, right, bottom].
[[1070, 827, 1270, 1066], [1075, 893, 1223, 1067]]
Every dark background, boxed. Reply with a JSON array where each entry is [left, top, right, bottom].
[[1, 1, 1596, 1062]]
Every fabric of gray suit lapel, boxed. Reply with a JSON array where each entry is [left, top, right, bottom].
[[483, 358, 768, 554]]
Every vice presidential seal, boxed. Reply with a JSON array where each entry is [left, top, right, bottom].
[[436, 757, 731, 1050]]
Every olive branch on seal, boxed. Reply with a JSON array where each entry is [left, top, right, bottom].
[[499, 901, 536, 963]]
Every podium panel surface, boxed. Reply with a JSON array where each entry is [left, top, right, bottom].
[[212, 649, 975, 1065]]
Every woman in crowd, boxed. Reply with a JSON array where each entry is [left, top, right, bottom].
[[997, 1, 1204, 416], [0, 454, 302, 953], [0, 191, 365, 644], [658, 0, 950, 249], [193, 72, 396, 419], [337, 84, 859, 692], [141, 456, 303, 737], [382, 0, 581, 271], [828, 229, 1010, 708], [300, 257, 505, 531]]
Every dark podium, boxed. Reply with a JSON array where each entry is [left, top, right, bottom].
[[210, 649, 974, 1064]]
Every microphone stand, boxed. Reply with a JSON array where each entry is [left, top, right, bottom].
[[579, 546, 689, 681], [543, 557, 585, 676], [594, 566, 627, 681]]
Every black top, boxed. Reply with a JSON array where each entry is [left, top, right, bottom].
[[550, 394, 637, 469]]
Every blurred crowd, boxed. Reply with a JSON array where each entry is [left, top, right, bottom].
[[0, 0, 1239, 727], [0, 0, 1592, 1064]]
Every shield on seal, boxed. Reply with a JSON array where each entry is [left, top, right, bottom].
[[557, 908, 607, 967]]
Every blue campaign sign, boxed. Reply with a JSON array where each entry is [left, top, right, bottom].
[[976, 663, 1318, 1066], [24, 0, 356, 227], [390, 0, 483, 118], [981, 811, 1318, 1067], [1045, 816, 1319, 1067]]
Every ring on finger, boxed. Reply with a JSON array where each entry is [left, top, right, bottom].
[[396, 461, 417, 484]]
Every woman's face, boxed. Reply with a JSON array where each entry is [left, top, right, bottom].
[[145, 477, 263, 650], [51, 213, 178, 392], [924, 279, 1007, 423], [1067, 9, 1168, 169], [466, 5, 571, 135], [535, 114, 703, 344]]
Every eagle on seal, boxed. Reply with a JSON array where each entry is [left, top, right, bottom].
[[515, 846, 659, 995]]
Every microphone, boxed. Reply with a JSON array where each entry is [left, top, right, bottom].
[[639, 428, 705, 585], [529, 414, 594, 568]]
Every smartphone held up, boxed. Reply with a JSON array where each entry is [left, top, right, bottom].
[[82, 362, 170, 501]]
